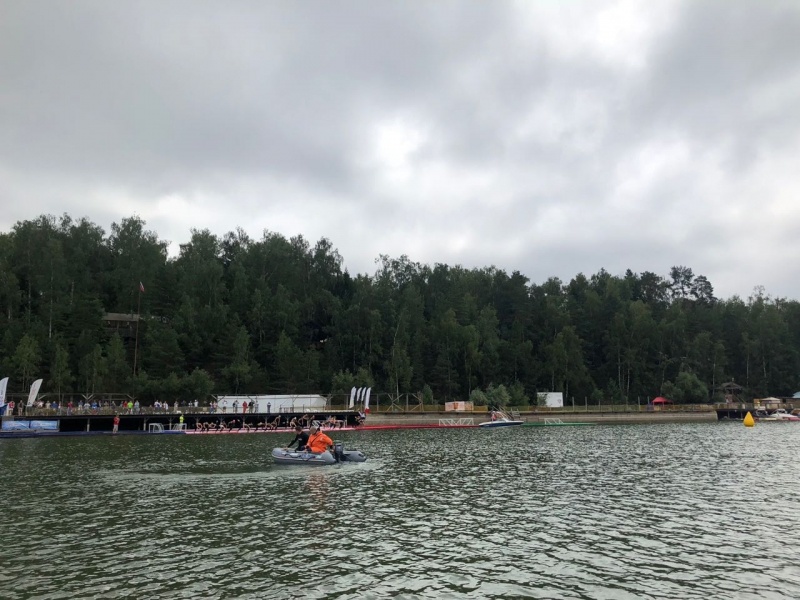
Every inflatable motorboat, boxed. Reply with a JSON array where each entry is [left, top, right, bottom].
[[272, 441, 367, 466]]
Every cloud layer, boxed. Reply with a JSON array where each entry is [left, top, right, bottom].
[[2, 0, 800, 299]]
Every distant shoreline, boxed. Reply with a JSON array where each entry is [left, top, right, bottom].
[[366, 411, 719, 425]]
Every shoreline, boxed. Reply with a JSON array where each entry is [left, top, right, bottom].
[[1, 409, 719, 438], [365, 411, 718, 426]]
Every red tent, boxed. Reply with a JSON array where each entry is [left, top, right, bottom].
[[652, 397, 671, 405]]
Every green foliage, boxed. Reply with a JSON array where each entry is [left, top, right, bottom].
[[486, 384, 510, 408], [14, 334, 40, 389], [660, 380, 676, 401], [1, 213, 799, 404], [143, 321, 184, 379], [590, 389, 604, 404], [478, 381, 528, 408], [80, 344, 106, 394], [275, 331, 303, 392], [184, 368, 214, 401], [508, 381, 530, 407], [331, 370, 357, 396], [682, 375, 707, 402], [469, 388, 488, 406], [664, 371, 709, 404], [354, 366, 374, 389], [222, 326, 255, 394], [51, 342, 72, 399], [604, 379, 624, 404], [104, 334, 129, 392], [422, 384, 434, 405], [132, 369, 215, 403]]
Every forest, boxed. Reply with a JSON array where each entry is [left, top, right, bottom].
[[1, 214, 799, 406]]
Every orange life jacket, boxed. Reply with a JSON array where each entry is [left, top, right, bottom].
[[306, 431, 333, 453]]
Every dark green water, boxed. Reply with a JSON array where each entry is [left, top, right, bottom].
[[2, 423, 800, 599]]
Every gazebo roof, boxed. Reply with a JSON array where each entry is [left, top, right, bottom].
[[718, 382, 743, 391]]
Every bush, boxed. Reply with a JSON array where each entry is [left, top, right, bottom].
[[422, 384, 434, 405], [469, 389, 488, 406], [677, 371, 709, 403], [486, 384, 510, 408], [508, 382, 529, 407]]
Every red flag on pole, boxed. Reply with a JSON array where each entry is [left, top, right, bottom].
[[139, 281, 145, 293]]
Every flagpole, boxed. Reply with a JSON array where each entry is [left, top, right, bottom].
[[133, 284, 142, 377]]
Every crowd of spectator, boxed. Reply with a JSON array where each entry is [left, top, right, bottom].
[[8, 400, 370, 435], [19, 398, 217, 416], [191, 412, 361, 433]]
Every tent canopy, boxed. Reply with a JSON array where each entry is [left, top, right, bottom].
[[652, 397, 671, 404]]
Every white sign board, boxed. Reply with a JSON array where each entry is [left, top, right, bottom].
[[539, 392, 564, 408]]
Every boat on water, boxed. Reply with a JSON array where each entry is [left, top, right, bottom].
[[479, 410, 524, 428], [755, 409, 800, 422], [271, 441, 367, 466]]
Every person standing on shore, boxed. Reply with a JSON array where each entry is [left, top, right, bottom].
[[112, 414, 120, 434]]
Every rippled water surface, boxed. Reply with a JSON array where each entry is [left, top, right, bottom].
[[3, 423, 800, 599]]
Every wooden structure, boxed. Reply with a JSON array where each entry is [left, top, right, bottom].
[[717, 381, 744, 404]]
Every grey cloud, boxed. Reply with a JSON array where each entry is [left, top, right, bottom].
[[2, 1, 800, 300]]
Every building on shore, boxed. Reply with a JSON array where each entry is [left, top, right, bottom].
[[214, 394, 327, 413]]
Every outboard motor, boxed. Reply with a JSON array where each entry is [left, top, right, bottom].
[[333, 441, 345, 462]]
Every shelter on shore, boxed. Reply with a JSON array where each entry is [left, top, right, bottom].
[[214, 394, 327, 413]]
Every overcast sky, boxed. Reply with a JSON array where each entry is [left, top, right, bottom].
[[2, 1, 799, 300]]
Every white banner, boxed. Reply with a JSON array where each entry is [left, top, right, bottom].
[[0, 377, 7, 407], [364, 387, 372, 413], [348, 386, 357, 408], [26, 379, 43, 407]]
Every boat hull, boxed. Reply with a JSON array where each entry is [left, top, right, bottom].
[[271, 446, 367, 465], [272, 448, 337, 466], [478, 420, 524, 428]]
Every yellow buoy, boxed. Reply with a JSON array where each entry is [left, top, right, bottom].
[[743, 412, 755, 427]]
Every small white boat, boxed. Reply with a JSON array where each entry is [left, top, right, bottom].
[[758, 409, 800, 422], [479, 409, 524, 428], [479, 419, 524, 428]]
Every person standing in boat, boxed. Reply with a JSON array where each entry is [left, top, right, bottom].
[[285, 425, 309, 451], [306, 424, 333, 454]]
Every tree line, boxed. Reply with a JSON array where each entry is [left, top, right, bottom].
[[1, 214, 798, 406]]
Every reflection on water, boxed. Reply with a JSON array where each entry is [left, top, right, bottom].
[[2, 424, 800, 598]]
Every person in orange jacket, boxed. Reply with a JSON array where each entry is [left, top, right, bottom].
[[306, 424, 333, 454]]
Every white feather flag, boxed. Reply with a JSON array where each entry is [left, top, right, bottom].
[[27, 378, 43, 407], [349, 386, 357, 409], [0, 377, 8, 408]]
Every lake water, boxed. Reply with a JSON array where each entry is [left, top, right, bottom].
[[2, 423, 800, 599]]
